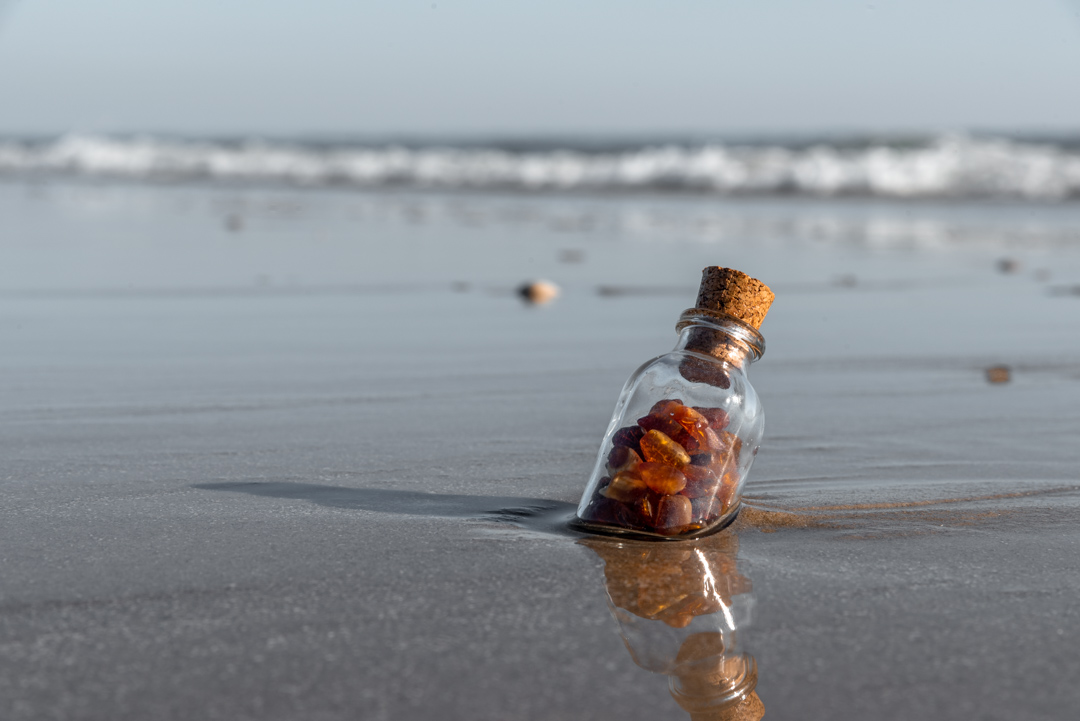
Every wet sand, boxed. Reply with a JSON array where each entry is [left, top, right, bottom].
[[2, 182, 1080, 720]]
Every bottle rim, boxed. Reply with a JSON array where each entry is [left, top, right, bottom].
[[675, 309, 766, 361]]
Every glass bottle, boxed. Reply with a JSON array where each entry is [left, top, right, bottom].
[[576, 267, 773, 539]]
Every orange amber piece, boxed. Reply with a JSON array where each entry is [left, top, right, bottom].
[[654, 494, 693, 533], [601, 471, 648, 503], [635, 495, 657, 526], [672, 404, 710, 443], [638, 461, 687, 495], [716, 430, 742, 458], [639, 429, 691, 470], [638, 399, 694, 444], [716, 471, 740, 513]]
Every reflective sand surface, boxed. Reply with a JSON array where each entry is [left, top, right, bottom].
[[2, 181, 1080, 719]]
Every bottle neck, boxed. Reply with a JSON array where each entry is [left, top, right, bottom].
[[674, 311, 764, 370]]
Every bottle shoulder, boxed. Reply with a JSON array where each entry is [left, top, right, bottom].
[[619, 351, 758, 405]]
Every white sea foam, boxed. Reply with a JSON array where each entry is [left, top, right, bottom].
[[3, 133, 1080, 200]]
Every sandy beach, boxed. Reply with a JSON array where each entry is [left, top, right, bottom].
[[3, 179, 1080, 720]]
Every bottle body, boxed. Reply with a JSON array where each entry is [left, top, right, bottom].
[[576, 313, 764, 539]]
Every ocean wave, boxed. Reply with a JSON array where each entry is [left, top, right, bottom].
[[3, 133, 1080, 200]]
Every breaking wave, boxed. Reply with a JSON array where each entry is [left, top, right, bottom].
[[3, 133, 1080, 200]]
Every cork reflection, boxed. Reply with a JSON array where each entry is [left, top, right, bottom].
[[579, 532, 763, 721]]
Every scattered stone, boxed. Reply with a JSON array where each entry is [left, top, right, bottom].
[[558, 248, 585, 263], [517, 280, 560, 305], [985, 365, 1011, 384], [1048, 285, 1080, 296], [996, 257, 1021, 274], [224, 214, 244, 232]]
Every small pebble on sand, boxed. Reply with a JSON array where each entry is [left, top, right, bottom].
[[985, 365, 1011, 384], [518, 280, 560, 305], [996, 257, 1021, 274]]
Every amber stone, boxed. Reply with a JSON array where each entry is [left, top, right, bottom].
[[689, 453, 712, 467], [648, 398, 684, 415], [693, 406, 730, 430], [720, 430, 743, 457], [690, 494, 720, 522], [683, 464, 716, 483], [727, 433, 744, 461], [578, 494, 613, 523], [681, 464, 719, 498], [672, 404, 710, 443], [678, 356, 731, 388], [643, 421, 698, 455], [608, 445, 630, 468], [611, 426, 645, 454], [654, 494, 693, 533], [638, 461, 687, 495], [584, 497, 639, 527], [635, 496, 657, 526], [617, 500, 646, 528], [716, 471, 740, 513], [638, 399, 697, 443], [639, 429, 691, 470], [607, 446, 642, 475], [636, 412, 686, 441], [701, 428, 742, 462], [601, 471, 649, 503]]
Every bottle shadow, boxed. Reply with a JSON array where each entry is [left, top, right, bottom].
[[192, 481, 579, 532]]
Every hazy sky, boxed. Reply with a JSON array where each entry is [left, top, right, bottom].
[[1, 0, 1079, 136]]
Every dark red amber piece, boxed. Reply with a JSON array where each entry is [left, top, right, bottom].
[[654, 495, 693, 533], [607, 446, 642, 475], [611, 426, 645, 454], [637, 412, 687, 441], [681, 464, 719, 498], [692, 406, 729, 430], [678, 356, 731, 388], [690, 494, 720, 522], [648, 398, 684, 414]]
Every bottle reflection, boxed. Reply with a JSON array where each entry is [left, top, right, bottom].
[[579, 532, 763, 721]]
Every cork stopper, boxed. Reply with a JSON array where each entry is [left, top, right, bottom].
[[694, 268, 774, 330]]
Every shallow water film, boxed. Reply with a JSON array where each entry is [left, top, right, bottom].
[[2, 180, 1080, 720]]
